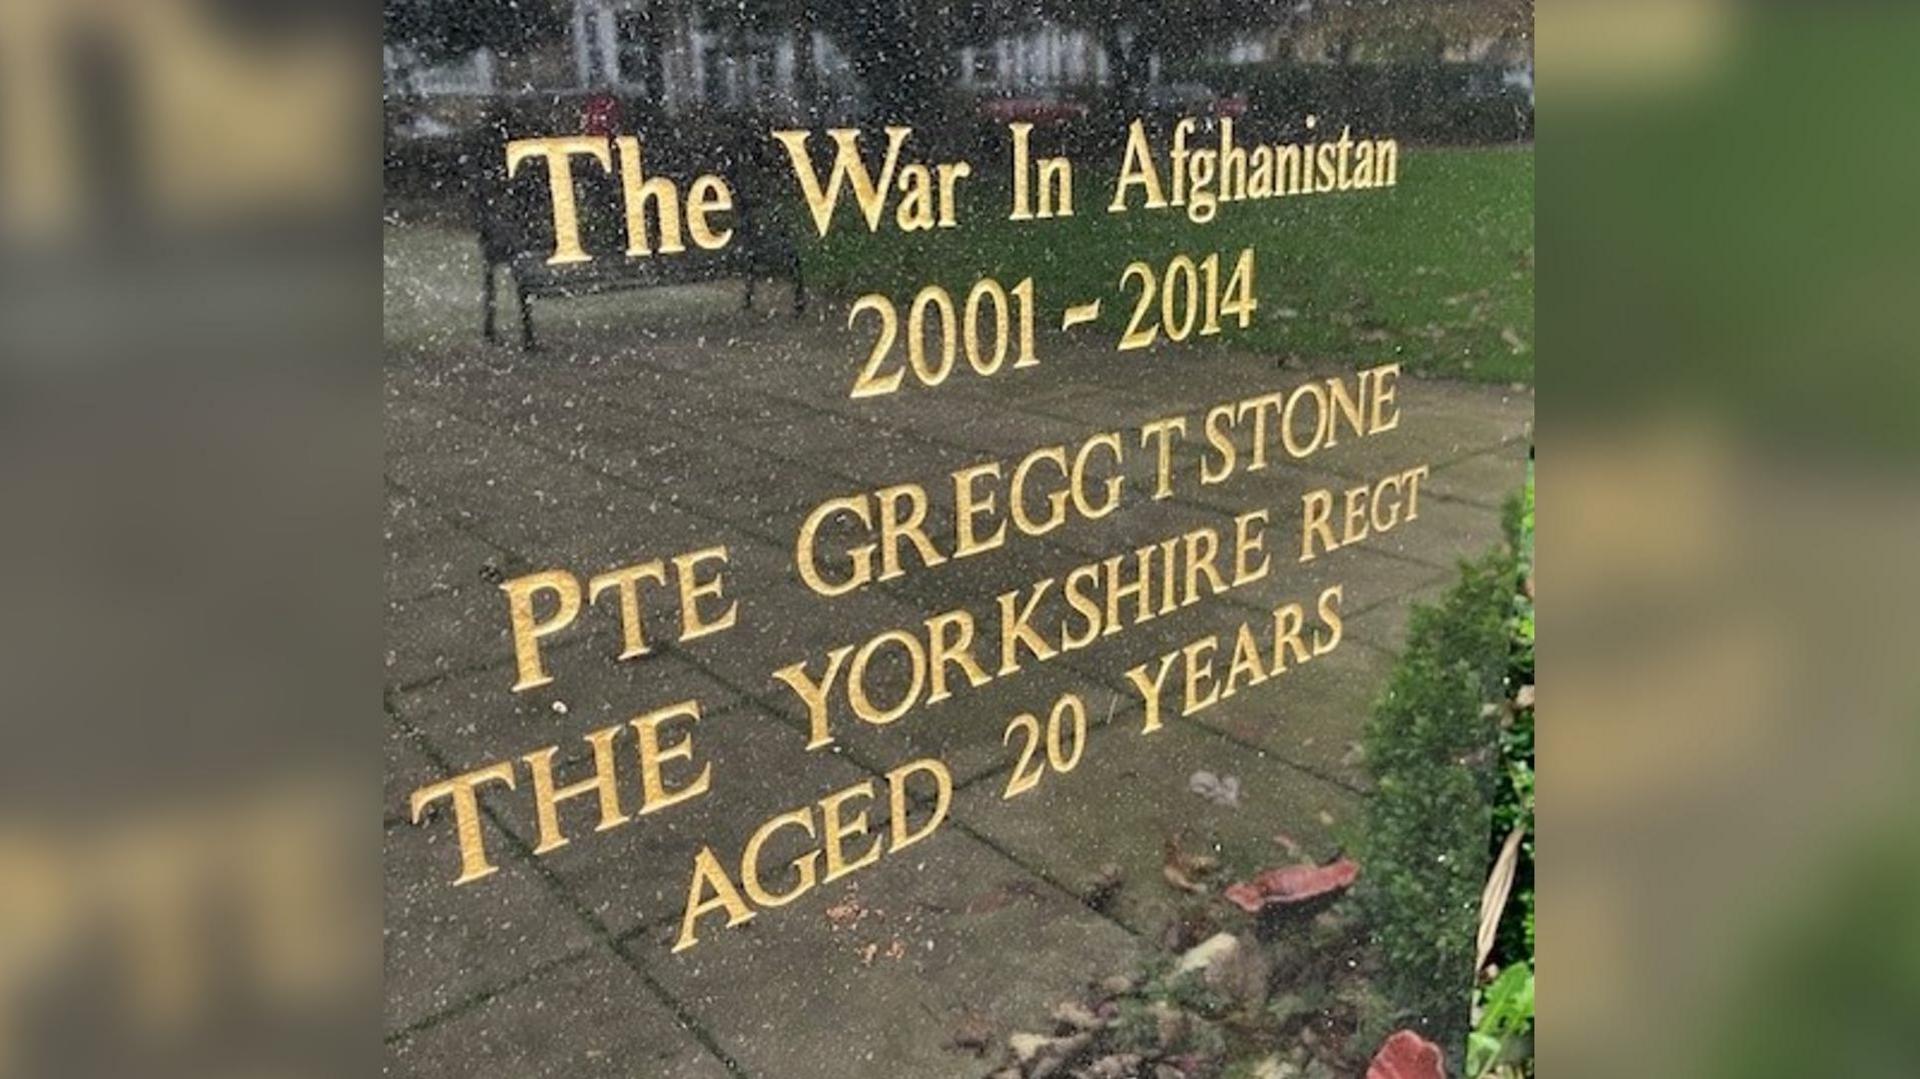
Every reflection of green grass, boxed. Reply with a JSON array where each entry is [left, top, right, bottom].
[[802, 146, 1533, 384]]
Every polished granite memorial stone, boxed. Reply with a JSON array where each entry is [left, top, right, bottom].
[[385, 3, 1533, 1073]]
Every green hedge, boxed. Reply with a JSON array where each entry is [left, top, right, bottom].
[[1356, 520, 1518, 1053]]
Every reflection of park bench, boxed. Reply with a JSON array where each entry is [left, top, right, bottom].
[[476, 159, 805, 351]]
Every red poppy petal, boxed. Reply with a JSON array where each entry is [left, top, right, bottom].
[[1366, 1029, 1446, 1079]]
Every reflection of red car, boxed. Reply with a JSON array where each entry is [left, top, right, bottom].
[[978, 96, 1089, 125], [580, 93, 621, 135]]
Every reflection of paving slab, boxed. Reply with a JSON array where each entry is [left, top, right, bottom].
[[384, 820, 598, 1035], [953, 708, 1361, 937], [390, 431, 732, 568], [388, 950, 735, 1079], [673, 574, 1123, 787], [1346, 492, 1504, 569], [386, 583, 519, 690], [1020, 573, 1415, 793], [1178, 630, 1397, 791], [1347, 578, 1456, 657], [636, 825, 1140, 1079], [464, 704, 877, 941], [1426, 438, 1531, 509], [1003, 381, 1176, 428], [1304, 388, 1531, 484], [386, 721, 441, 828], [384, 224, 1529, 1074], [385, 485, 511, 602], [390, 648, 745, 785]]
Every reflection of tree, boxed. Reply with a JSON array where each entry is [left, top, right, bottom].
[[800, 0, 1264, 119], [615, 1, 676, 105], [809, 2, 954, 123], [807, 0, 1113, 122], [1063, 0, 1253, 105], [384, 0, 564, 101], [1313, 0, 1532, 63], [701, 0, 823, 121]]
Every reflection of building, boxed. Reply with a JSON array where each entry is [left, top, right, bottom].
[[954, 29, 1111, 91], [383, 44, 496, 98], [383, 8, 1182, 107], [383, 5, 1533, 111], [571, 2, 1125, 105], [568, 1, 857, 113]]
